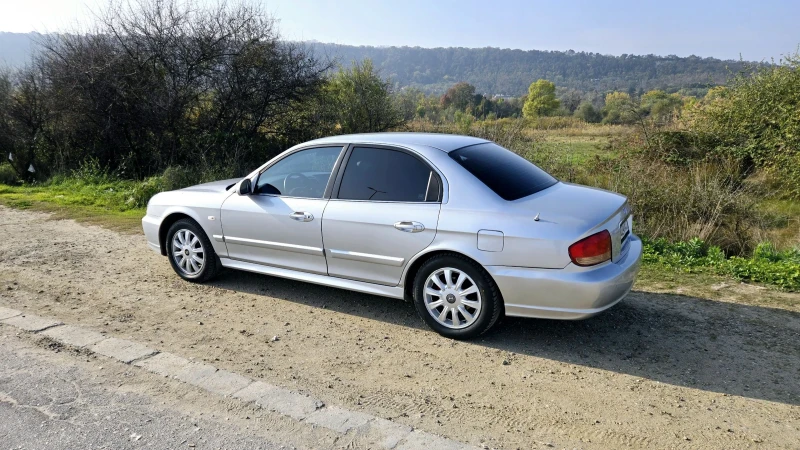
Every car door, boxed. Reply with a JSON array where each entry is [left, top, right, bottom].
[[322, 146, 443, 285], [220, 146, 345, 275]]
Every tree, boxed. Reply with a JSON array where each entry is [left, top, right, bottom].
[[601, 92, 638, 125], [574, 102, 602, 123], [522, 79, 559, 118], [559, 89, 583, 114], [639, 90, 683, 124], [440, 82, 479, 112], [18, 0, 328, 178], [324, 59, 405, 134], [395, 87, 425, 121]]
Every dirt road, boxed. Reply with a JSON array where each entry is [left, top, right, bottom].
[[1, 206, 798, 449]]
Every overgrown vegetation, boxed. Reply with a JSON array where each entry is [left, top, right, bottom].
[[0, 0, 797, 293]]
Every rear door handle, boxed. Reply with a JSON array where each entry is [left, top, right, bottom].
[[394, 221, 425, 233], [290, 211, 314, 222]]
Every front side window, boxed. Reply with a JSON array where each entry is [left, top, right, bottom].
[[449, 143, 557, 201], [255, 146, 343, 198], [337, 147, 439, 202]]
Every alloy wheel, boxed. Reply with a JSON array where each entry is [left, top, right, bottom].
[[171, 229, 205, 276], [423, 267, 482, 329]]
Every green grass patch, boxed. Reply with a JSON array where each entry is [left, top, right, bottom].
[[0, 180, 147, 233], [536, 139, 613, 162], [643, 238, 800, 291]]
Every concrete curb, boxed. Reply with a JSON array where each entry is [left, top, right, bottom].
[[0, 310, 477, 450]]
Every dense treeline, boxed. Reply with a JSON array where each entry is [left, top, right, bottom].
[[2, 33, 757, 98], [393, 78, 685, 128], [312, 43, 754, 96]]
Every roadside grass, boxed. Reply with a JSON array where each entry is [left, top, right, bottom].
[[0, 182, 145, 233], [642, 238, 800, 292], [757, 198, 800, 249]]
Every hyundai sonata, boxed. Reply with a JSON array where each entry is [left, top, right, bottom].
[[142, 133, 641, 339]]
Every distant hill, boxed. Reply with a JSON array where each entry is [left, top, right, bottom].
[[0, 32, 752, 96], [310, 43, 752, 96], [0, 32, 40, 68]]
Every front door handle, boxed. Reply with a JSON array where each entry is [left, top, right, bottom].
[[394, 221, 425, 233], [290, 211, 314, 222]]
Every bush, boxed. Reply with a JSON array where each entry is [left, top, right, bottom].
[[682, 53, 800, 197], [0, 163, 19, 185], [528, 150, 761, 254]]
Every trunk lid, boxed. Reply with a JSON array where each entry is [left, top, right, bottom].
[[513, 182, 631, 263]]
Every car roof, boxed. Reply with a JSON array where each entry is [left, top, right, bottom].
[[298, 132, 489, 153]]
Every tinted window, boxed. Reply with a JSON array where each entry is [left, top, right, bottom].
[[449, 143, 557, 200], [255, 146, 342, 198], [338, 147, 438, 202]]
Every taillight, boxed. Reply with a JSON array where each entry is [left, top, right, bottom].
[[568, 230, 612, 266]]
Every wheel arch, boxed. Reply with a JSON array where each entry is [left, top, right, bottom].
[[158, 212, 195, 256], [401, 249, 498, 302]]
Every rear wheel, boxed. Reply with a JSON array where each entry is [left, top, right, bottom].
[[413, 254, 502, 339], [166, 218, 221, 282]]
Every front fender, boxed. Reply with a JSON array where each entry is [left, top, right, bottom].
[[144, 204, 227, 258]]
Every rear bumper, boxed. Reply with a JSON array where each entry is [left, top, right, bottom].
[[486, 235, 642, 320], [142, 215, 162, 254]]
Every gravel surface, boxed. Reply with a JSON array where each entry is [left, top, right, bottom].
[[1, 206, 799, 449]]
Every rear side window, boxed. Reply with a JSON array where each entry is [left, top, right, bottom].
[[449, 143, 557, 200], [338, 147, 439, 202]]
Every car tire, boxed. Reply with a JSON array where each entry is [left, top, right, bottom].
[[413, 253, 502, 339], [166, 218, 221, 283]]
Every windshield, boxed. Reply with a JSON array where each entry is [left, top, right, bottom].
[[449, 142, 558, 201]]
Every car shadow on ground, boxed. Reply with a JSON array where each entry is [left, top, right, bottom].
[[209, 270, 800, 406]]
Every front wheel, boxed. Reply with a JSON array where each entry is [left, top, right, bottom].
[[412, 254, 502, 339], [166, 218, 221, 283]]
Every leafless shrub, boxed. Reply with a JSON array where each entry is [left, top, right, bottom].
[[16, 0, 329, 178]]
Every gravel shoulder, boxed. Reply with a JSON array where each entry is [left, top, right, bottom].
[[1, 206, 799, 449]]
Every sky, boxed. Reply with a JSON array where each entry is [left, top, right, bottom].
[[1, 0, 798, 61]]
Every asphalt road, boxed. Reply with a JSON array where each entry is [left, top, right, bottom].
[[0, 330, 319, 450]]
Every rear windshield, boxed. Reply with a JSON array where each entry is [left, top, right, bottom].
[[449, 143, 558, 200]]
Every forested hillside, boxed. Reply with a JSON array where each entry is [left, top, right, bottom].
[[0, 32, 39, 67], [310, 43, 752, 95], [1, 32, 753, 96]]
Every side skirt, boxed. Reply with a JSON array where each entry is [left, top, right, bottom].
[[219, 258, 405, 300]]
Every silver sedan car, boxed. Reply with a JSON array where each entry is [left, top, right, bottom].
[[142, 133, 642, 338]]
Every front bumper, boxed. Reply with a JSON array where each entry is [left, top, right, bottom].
[[486, 235, 642, 320], [142, 215, 162, 254]]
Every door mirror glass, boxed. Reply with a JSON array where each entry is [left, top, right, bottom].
[[255, 146, 343, 198], [238, 178, 252, 195], [337, 147, 439, 202]]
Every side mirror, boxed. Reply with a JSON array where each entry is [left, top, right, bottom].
[[238, 178, 252, 195]]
